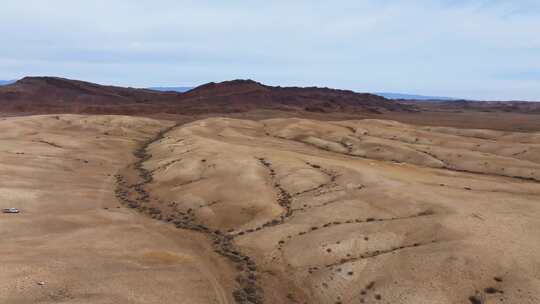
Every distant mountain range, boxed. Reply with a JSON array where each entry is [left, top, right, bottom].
[[144, 86, 457, 101], [0, 80, 16, 86], [0, 79, 507, 102], [1, 77, 539, 117], [374, 92, 456, 100], [0, 77, 413, 115], [147, 86, 194, 93]]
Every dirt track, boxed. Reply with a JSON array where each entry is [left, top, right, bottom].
[[2, 114, 540, 304]]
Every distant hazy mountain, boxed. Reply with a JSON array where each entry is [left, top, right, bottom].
[[148, 86, 194, 93], [374, 92, 456, 101], [0, 80, 16, 86]]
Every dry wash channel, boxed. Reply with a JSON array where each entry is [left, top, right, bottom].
[[0, 115, 236, 304], [114, 117, 540, 304]]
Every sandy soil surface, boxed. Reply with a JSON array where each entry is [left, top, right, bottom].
[[2, 114, 540, 304], [140, 117, 540, 304], [0, 115, 236, 304]]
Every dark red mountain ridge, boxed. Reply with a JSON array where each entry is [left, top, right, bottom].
[[0, 76, 415, 116]]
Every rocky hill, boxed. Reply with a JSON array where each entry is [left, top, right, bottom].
[[0, 77, 415, 115]]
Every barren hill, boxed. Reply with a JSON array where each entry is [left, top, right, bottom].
[[0, 77, 413, 116], [414, 99, 540, 114], [135, 117, 540, 303], [180, 79, 410, 113], [3, 114, 539, 303], [4, 77, 540, 132], [1, 76, 181, 104]]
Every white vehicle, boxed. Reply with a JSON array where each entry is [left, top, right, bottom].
[[2, 208, 20, 214]]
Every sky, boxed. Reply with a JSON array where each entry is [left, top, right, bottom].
[[1, 0, 539, 100]]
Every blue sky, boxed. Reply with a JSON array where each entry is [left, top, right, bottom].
[[1, 0, 539, 100]]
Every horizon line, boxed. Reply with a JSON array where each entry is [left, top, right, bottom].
[[2, 75, 539, 102]]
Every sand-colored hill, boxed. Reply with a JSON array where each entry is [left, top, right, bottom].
[[2, 115, 540, 303], [137, 117, 540, 303], [0, 115, 236, 304]]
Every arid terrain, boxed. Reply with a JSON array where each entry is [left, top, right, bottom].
[[1, 77, 540, 304], [1, 111, 540, 304], [0, 115, 240, 304], [3, 77, 540, 133]]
